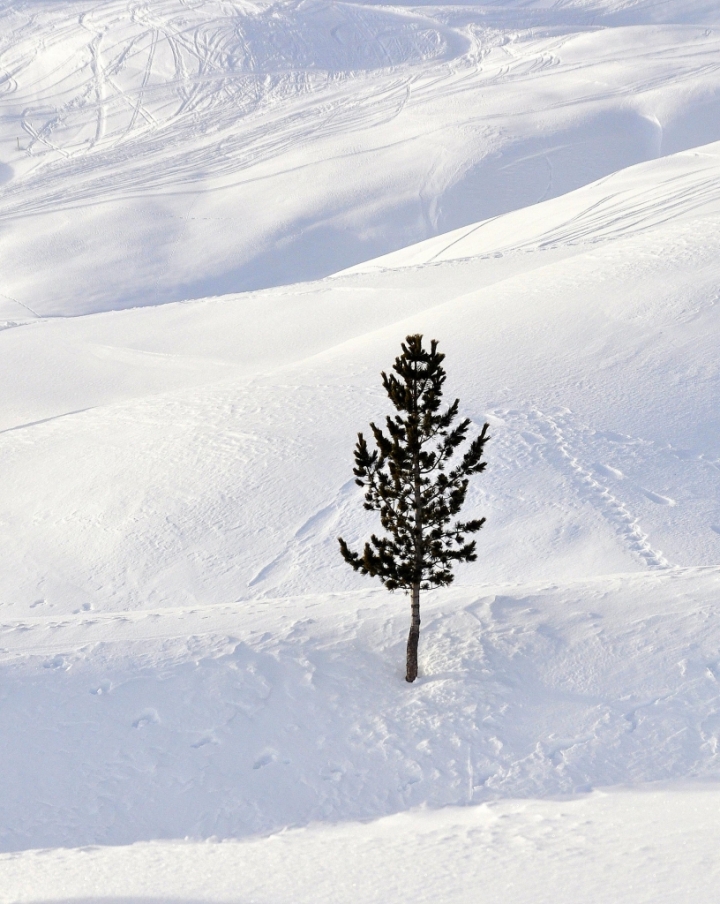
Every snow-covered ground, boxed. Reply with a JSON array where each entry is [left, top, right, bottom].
[[3, 567, 720, 856], [3, 786, 720, 903], [1, 0, 720, 899]]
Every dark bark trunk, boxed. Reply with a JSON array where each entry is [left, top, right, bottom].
[[406, 368, 423, 683], [406, 582, 420, 682]]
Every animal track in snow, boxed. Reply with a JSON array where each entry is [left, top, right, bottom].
[[43, 655, 66, 669], [538, 408, 671, 567], [133, 708, 160, 729], [192, 733, 219, 749], [253, 749, 279, 769], [90, 680, 111, 696], [593, 462, 624, 480], [493, 404, 672, 569]]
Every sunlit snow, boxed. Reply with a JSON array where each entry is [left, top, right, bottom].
[[1, 0, 719, 900]]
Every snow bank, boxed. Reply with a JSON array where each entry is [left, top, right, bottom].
[[3, 785, 720, 903], [2, 569, 720, 851]]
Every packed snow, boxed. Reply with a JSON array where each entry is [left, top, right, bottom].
[[3, 786, 720, 903], [1, 0, 719, 900]]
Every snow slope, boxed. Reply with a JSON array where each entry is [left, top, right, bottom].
[[3, 0, 720, 314], [2, 142, 719, 615], [1, 0, 720, 898]]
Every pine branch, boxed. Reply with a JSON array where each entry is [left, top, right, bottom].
[[339, 334, 489, 597]]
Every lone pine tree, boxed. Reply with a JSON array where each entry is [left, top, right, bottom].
[[338, 334, 490, 683]]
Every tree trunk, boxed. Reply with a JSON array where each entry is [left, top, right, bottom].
[[407, 366, 422, 683], [406, 582, 421, 682]]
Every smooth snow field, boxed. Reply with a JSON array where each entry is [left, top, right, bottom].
[[1, 0, 720, 900]]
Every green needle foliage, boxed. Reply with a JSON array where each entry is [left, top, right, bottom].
[[338, 334, 490, 682]]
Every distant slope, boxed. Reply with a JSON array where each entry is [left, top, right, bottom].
[[2, 2, 720, 313], [341, 140, 720, 270]]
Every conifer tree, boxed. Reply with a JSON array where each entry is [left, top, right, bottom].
[[338, 334, 490, 683]]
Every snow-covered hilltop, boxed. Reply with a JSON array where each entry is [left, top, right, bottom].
[[2, 0, 720, 314], [0, 0, 719, 900]]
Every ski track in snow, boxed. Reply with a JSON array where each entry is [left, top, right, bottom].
[[3, 1, 720, 311], [1, 0, 465, 195]]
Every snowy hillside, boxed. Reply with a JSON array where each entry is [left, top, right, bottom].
[[1, 0, 720, 900], [3, 0, 720, 314]]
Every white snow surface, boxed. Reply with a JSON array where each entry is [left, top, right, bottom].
[[2, 786, 720, 903], [2, 0, 720, 899]]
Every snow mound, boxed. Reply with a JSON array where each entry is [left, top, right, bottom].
[[3, 786, 720, 904], [2, 568, 720, 851]]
